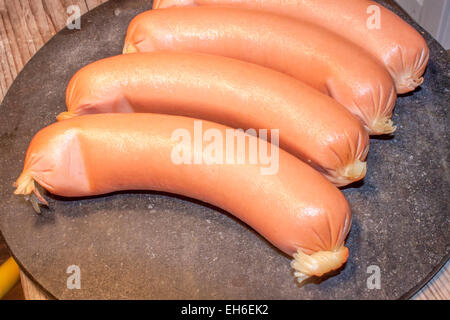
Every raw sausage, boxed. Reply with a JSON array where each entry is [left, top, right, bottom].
[[14, 113, 352, 281], [59, 52, 369, 186], [123, 7, 397, 135], [153, 0, 429, 94]]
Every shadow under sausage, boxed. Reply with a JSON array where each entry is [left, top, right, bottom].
[[41, 188, 287, 258]]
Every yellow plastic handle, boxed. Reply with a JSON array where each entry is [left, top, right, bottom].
[[0, 257, 20, 299]]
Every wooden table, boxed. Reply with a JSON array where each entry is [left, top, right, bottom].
[[0, 0, 448, 300]]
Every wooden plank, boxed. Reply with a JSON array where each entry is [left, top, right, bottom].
[[0, 0, 24, 82], [20, 0, 45, 51], [28, 0, 56, 44], [19, 271, 52, 300], [42, 0, 72, 32], [0, 0, 91, 103], [4, 0, 34, 65]]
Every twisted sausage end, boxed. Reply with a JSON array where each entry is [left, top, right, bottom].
[[13, 172, 48, 213], [56, 111, 77, 121], [330, 159, 367, 187], [291, 245, 349, 283], [123, 43, 138, 54], [396, 76, 424, 94], [370, 117, 396, 135]]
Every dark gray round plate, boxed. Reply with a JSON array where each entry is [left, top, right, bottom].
[[0, 0, 448, 299]]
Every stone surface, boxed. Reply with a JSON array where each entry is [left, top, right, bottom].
[[0, 0, 448, 299]]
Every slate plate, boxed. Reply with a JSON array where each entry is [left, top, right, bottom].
[[0, 0, 448, 299]]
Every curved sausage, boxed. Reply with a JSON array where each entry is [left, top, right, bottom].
[[153, 0, 429, 94], [59, 52, 369, 186], [123, 6, 397, 135], [14, 113, 352, 281]]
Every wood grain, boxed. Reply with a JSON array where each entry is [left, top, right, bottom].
[[0, 0, 448, 300], [20, 271, 53, 300], [0, 0, 101, 101]]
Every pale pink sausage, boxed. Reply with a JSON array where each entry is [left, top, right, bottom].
[[124, 7, 397, 135], [60, 52, 369, 186], [153, 0, 429, 94], [14, 113, 352, 281]]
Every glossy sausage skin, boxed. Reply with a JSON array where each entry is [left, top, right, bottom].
[[123, 7, 397, 135], [14, 113, 351, 280], [60, 52, 369, 186], [153, 0, 429, 94]]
